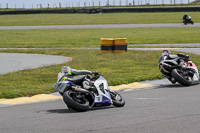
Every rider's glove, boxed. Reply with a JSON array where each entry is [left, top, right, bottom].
[[89, 86, 96, 91], [186, 55, 190, 58]]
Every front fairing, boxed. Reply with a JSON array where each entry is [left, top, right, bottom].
[[187, 62, 199, 81], [53, 81, 74, 93], [91, 76, 112, 107]]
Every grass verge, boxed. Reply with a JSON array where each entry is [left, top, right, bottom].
[[1, 27, 200, 48], [0, 49, 200, 98]]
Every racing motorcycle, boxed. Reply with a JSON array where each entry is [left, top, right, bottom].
[[159, 50, 199, 86], [53, 73, 125, 112], [183, 16, 194, 25]]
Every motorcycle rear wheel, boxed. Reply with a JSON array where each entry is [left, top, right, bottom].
[[110, 91, 125, 107], [63, 90, 89, 112], [171, 68, 192, 86], [183, 21, 187, 25]]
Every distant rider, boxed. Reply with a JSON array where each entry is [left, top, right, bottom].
[[183, 13, 189, 21], [57, 66, 98, 90]]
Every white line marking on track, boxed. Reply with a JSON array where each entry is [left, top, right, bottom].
[[130, 98, 164, 100]]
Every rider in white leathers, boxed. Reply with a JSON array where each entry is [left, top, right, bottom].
[[57, 66, 97, 90]]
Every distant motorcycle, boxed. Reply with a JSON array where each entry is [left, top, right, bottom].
[[183, 16, 194, 25], [159, 50, 199, 86], [53, 73, 125, 112]]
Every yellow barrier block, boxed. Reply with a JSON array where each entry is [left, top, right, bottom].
[[114, 38, 127, 45], [100, 38, 114, 54], [109, 82, 154, 91], [113, 38, 127, 54]]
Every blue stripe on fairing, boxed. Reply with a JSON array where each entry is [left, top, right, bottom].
[[68, 81, 74, 85], [93, 96, 111, 107]]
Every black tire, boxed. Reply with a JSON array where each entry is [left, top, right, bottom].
[[183, 21, 187, 25], [63, 90, 89, 112], [191, 21, 194, 25], [110, 91, 125, 107], [171, 69, 192, 86], [167, 77, 176, 84]]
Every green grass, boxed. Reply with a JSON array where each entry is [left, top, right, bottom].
[[1, 49, 200, 98], [0, 27, 200, 48], [0, 12, 199, 26]]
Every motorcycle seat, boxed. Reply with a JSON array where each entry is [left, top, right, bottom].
[[167, 55, 178, 59], [67, 75, 85, 86]]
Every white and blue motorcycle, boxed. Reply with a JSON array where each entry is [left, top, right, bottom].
[[53, 73, 125, 112]]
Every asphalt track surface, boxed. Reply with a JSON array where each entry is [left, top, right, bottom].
[[0, 23, 200, 30], [130, 43, 200, 47], [1, 81, 200, 133], [0, 53, 71, 74], [1, 23, 200, 133]]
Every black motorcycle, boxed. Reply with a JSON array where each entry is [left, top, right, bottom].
[[183, 16, 194, 25], [159, 50, 199, 86]]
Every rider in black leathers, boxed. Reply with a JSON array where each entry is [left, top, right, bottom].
[[183, 13, 189, 21], [159, 50, 190, 83]]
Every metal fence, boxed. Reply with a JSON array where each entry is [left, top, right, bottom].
[[0, 0, 194, 9]]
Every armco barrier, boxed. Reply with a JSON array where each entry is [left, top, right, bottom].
[[1, 6, 200, 15], [0, 8, 100, 15], [102, 6, 200, 13]]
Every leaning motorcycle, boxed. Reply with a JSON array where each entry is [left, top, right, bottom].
[[159, 50, 199, 86], [53, 73, 125, 112]]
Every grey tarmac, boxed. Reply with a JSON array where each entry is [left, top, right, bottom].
[[0, 82, 200, 133], [0, 53, 72, 75], [129, 43, 200, 47], [0, 23, 200, 30], [129, 47, 200, 55]]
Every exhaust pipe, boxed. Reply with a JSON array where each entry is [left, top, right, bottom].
[[72, 86, 89, 93], [162, 63, 172, 68]]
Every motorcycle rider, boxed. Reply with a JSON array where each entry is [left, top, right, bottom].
[[57, 66, 98, 90], [159, 50, 189, 63], [159, 50, 190, 84], [183, 13, 189, 21]]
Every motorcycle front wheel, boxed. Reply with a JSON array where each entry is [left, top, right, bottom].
[[63, 90, 89, 112], [171, 68, 192, 86], [110, 91, 125, 107]]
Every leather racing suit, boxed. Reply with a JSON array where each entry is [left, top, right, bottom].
[[57, 66, 93, 89]]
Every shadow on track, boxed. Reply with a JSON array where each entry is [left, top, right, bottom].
[[46, 108, 77, 114], [45, 106, 115, 114], [159, 82, 200, 88]]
